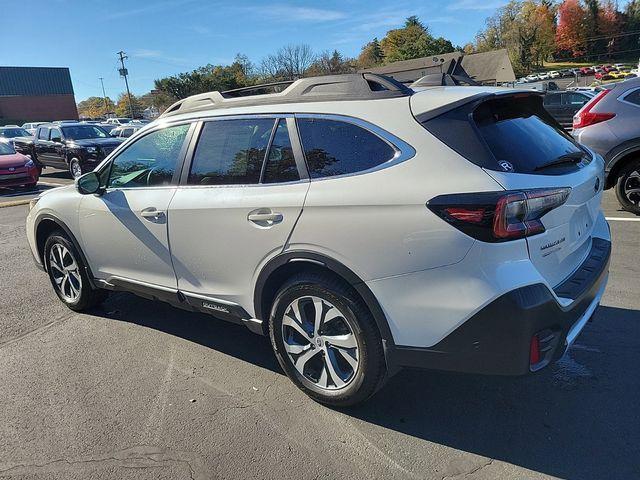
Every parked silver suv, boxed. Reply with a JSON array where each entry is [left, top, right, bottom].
[[27, 74, 610, 406], [573, 77, 640, 214]]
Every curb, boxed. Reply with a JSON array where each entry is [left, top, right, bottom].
[[0, 199, 31, 208]]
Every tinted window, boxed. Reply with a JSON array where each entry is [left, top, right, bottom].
[[61, 125, 108, 140], [263, 120, 299, 183], [0, 128, 30, 138], [563, 92, 590, 106], [0, 142, 15, 155], [624, 89, 640, 106], [298, 118, 395, 178], [49, 128, 62, 140], [38, 128, 49, 140], [543, 94, 561, 106], [473, 97, 583, 173], [189, 118, 274, 185], [108, 124, 189, 188]]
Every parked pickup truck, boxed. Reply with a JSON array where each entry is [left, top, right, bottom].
[[14, 122, 123, 178]]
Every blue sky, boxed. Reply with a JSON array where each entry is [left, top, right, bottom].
[[3, 0, 513, 101]]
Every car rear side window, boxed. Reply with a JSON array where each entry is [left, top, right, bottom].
[[297, 118, 395, 179], [262, 120, 299, 184], [189, 118, 274, 185], [38, 128, 49, 140]]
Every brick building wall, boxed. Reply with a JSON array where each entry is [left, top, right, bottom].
[[0, 95, 78, 124]]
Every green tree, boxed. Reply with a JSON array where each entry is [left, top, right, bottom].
[[115, 93, 144, 118], [307, 50, 355, 75], [380, 16, 455, 63], [624, 0, 640, 53], [77, 96, 115, 118], [476, 0, 556, 75], [357, 38, 384, 69]]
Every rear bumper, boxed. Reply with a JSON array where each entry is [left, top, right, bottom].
[[392, 237, 611, 375]]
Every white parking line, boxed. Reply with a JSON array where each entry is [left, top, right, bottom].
[[605, 217, 640, 222]]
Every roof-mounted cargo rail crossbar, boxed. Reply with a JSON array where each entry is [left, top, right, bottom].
[[159, 73, 413, 118]]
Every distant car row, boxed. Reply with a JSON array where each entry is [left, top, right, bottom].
[[517, 64, 637, 83]]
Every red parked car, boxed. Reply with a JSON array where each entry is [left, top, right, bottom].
[[580, 67, 595, 75], [595, 72, 613, 80], [0, 141, 39, 189]]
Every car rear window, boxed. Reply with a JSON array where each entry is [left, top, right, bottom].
[[420, 94, 586, 174]]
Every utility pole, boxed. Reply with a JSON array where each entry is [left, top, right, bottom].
[[117, 51, 135, 119], [99, 77, 108, 115]]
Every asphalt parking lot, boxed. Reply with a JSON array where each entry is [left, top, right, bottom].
[[0, 176, 638, 479]]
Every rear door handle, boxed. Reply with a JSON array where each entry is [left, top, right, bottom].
[[247, 209, 283, 226]]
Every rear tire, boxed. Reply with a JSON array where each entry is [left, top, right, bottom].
[[614, 158, 640, 215], [269, 272, 386, 407], [44, 231, 107, 311]]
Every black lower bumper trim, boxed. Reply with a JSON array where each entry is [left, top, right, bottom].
[[393, 237, 611, 376]]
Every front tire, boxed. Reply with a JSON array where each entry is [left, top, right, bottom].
[[69, 157, 83, 179], [44, 232, 107, 311], [615, 158, 640, 215], [269, 272, 386, 407]]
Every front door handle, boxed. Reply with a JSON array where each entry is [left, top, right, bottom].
[[140, 207, 166, 221], [247, 209, 283, 227]]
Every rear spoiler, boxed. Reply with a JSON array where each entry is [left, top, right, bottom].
[[414, 90, 544, 123]]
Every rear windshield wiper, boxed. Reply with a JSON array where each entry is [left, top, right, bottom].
[[535, 152, 586, 171]]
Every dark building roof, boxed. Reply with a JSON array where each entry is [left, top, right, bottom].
[[362, 49, 516, 85], [0, 67, 75, 97]]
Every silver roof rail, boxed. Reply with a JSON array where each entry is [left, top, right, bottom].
[[159, 73, 413, 118]]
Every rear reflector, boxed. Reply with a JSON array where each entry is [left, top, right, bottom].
[[529, 335, 541, 365], [428, 188, 571, 242], [573, 90, 615, 129]]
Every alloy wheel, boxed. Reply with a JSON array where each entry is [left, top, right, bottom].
[[281, 295, 359, 390], [623, 169, 640, 207], [70, 159, 82, 179], [49, 243, 82, 302]]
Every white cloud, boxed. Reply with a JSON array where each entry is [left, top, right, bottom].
[[447, 0, 508, 10], [256, 4, 346, 22]]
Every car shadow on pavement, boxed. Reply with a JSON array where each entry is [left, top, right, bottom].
[[91, 292, 639, 480], [348, 305, 640, 480], [95, 291, 282, 375], [0, 184, 56, 198]]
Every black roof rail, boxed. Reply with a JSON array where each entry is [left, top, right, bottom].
[[159, 73, 413, 118]]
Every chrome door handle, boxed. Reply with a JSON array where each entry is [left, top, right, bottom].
[[140, 207, 165, 221], [247, 210, 283, 226]]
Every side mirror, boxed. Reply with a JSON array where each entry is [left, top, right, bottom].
[[51, 136, 62, 143], [76, 171, 101, 195]]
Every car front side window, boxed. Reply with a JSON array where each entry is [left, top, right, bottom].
[[107, 123, 190, 189]]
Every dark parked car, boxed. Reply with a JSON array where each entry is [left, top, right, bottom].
[[543, 90, 595, 129], [0, 126, 33, 144], [13, 123, 123, 178]]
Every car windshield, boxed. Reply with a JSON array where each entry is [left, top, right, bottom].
[[0, 141, 16, 154], [61, 125, 109, 140], [0, 128, 30, 138]]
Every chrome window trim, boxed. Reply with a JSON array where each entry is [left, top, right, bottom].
[[618, 86, 640, 108], [294, 113, 416, 182]]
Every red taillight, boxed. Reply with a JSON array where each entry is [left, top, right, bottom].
[[443, 207, 486, 223], [529, 335, 541, 365], [573, 90, 615, 129], [428, 188, 571, 242]]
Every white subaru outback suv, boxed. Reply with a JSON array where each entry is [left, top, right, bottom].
[[27, 74, 610, 406]]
